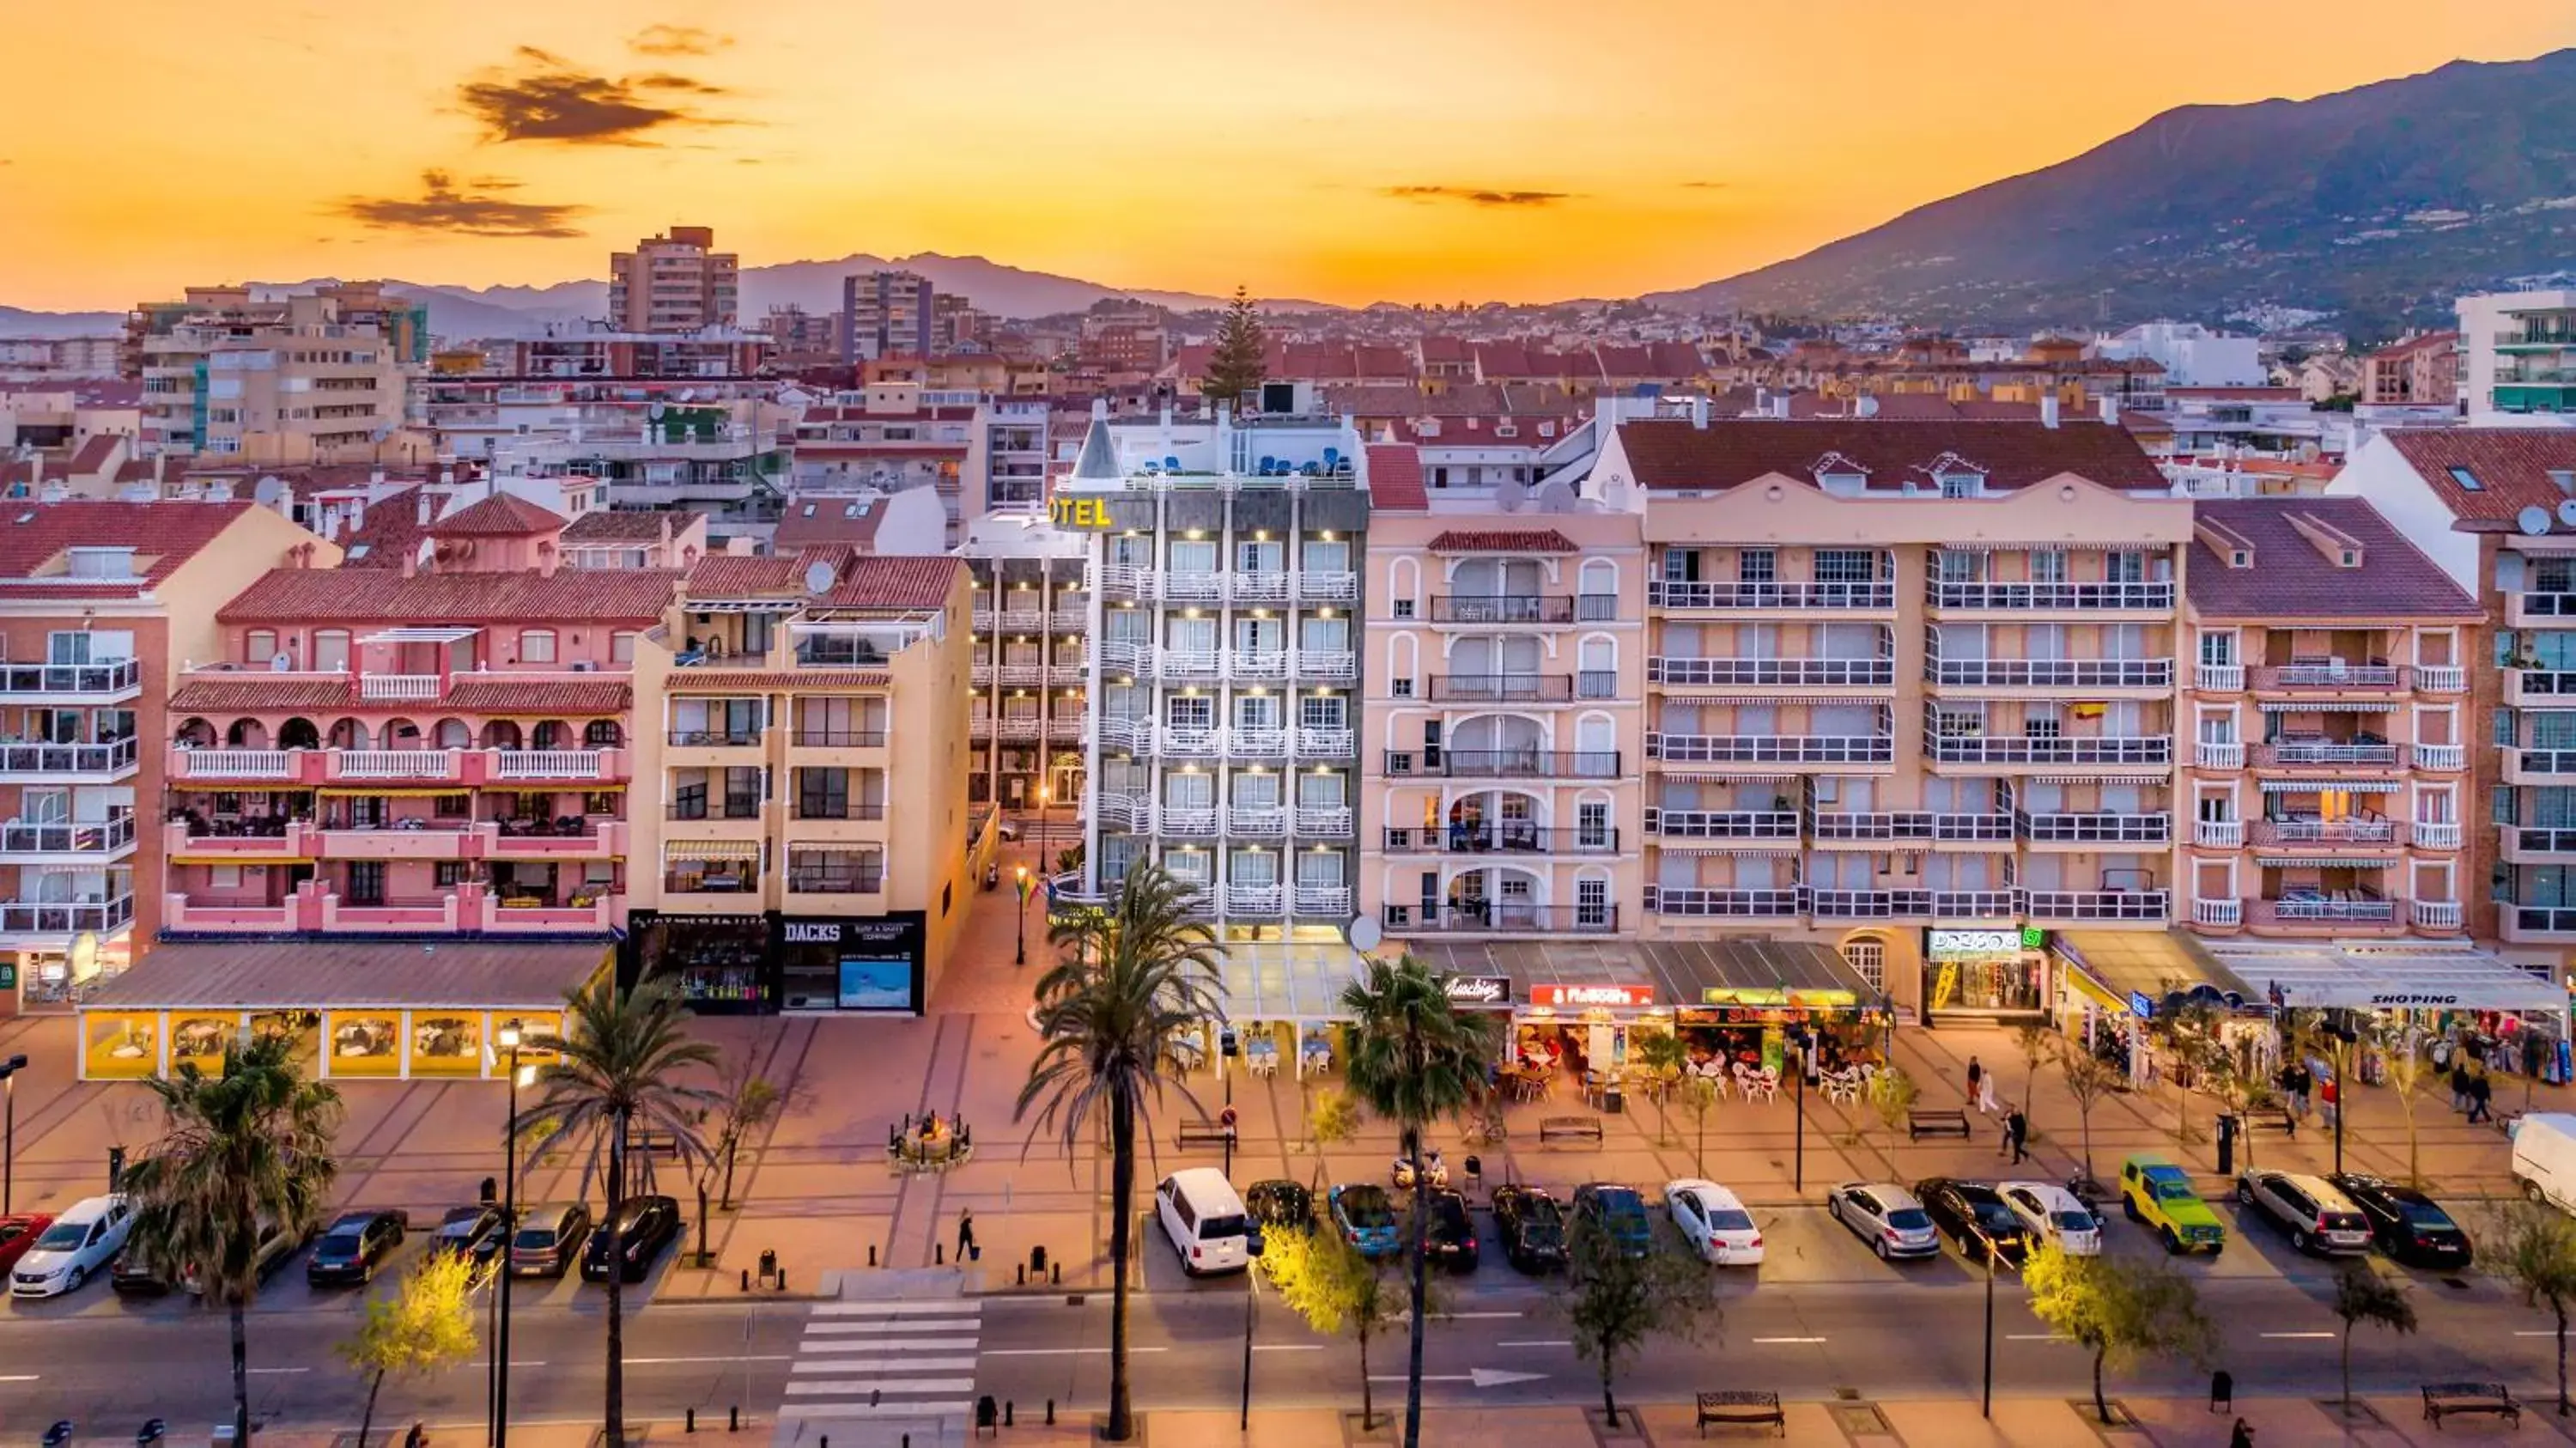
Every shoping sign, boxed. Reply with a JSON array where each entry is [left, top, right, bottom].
[[1443, 975, 1512, 1006]]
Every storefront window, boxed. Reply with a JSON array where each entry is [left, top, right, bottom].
[[171, 1013, 238, 1074], [1923, 929, 2049, 1016], [84, 1011, 160, 1080], [410, 1013, 483, 1077], [778, 916, 923, 1013], [327, 1011, 403, 1078], [640, 915, 769, 1012]]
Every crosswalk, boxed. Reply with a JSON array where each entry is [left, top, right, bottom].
[[776, 1296, 983, 1432]]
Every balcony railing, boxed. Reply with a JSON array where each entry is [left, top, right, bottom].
[[2522, 592, 2576, 618], [1810, 889, 1934, 920], [789, 802, 889, 822], [1926, 735, 2171, 767], [0, 894, 136, 936], [2024, 890, 2170, 922], [176, 749, 296, 779], [668, 727, 763, 747], [1161, 571, 1224, 603], [1382, 825, 1617, 854], [789, 730, 889, 750], [1295, 806, 1354, 836], [1931, 890, 2022, 917], [1931, 660, 2173, 689], [1293, 885, 1353, 917], [1297, 649, 1358, 682], [2515, 906, 2576, 936], [2194, 820, 2245, 849], [2257, 897, 2398, 925], [2196, 741, 2246, 769], [2253, 663, 2404, 691], [1298, 572, 1359, 603], [2414, 900, 2464, 928], [2252, 741, 2403, 768], [1929, 581, 2173, 611], [1297, 727, 1357, 757], [2195, 664, 2245, 692], [2415, 744, 2466, 770], [1812, 812, 1935, 843], [2517, 828, 2576, 856], [1648, 733, 1894, 766], [0, 738, 140, 776], [0, 816, 137, 856], [335, 750, 459, 782], [1649, 581, 1893, 610], [665, 801, 764, 821], [1646, 886, 1802, 919], [1385, 749, 1621, 779], [1649, 658, 1893, 688], [1426, 673, 1574, 703], [2415, 666, 2467, 692], [2192, 897, 2243, 928], [788, 868, 884, 894], [2415, 821, 2463, 849], [0, 660, 142, 696], [1230, 650, 1288, 681], [1226, 806, 1288, 837], [1161, 807, 1220, 837], [1096, 794, 1152, 831], [2253, 818, 2399, 847], [1231, 727, 1289, 758], [2021, 812, 2171, 846], [1386, 903, 1619, 934], [358, 673, 443, 702], [1647, 810, 1799, 841], [1431, 595, 1577, 625], [1231, 573, 1290, 604], [1162, 726, 1222, 758], [1225, 885, 1285, 915], [492, 749, 609, 779]]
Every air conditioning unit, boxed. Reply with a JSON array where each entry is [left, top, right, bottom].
[[570, 661, 596, 672]]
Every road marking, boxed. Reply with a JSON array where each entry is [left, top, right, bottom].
[[785, 1381, 977, 1397], [0, 1375, 36, 1383], [2006, 1335, 2070, 1342], [1432, 1311, 1524, 1320], [1251, 1343, 1325, 1352], [2519, 1331, 2561, 1337], [980, 1346, 1172, 1357], [804, 1319, 981, 1335], [1752, 1336, 1826, 1344], [799, 1341, 982, 1356], [778, 1402, 974, 1418], [628, 1354, 793, 1366], [813, 1300, 987, 1316], [1367, 1368, 1547, 1388], [246, 1367, 310, 1375], [508, 1360, 547, 1369], [1498, 1339, 1573, 1348], [2259, 1332, 2336, 1340], [793, 1356, 980, 1374]]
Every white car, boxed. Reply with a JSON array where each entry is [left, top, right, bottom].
[[1826, 1182, 1941, 1260], [1665, 1178, 1765, 1266], [1999, 1181, 2103, 1256], [10, 1195, 132, 1298]]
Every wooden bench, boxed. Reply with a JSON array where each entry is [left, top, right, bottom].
[[1176, 1121, 1236, 1151], [1538, 1116, 1606, 1147], [1907, 1109, 1971, 1141], [629, 1129, 682, 1159], [1696, 1390, 1785, 1437], [2244, 1104, 2294, 1134], [2422, 1381, 2521, 1428]]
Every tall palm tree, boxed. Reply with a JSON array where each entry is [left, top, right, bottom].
[[1340, 954, 1504, 1448], [1016, 862, 1222, 1441], [520, 976, 720, 1447], [124, 1033, 343, 1447]]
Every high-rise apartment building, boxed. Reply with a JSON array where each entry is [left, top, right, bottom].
[[125, 284, 427, 462], [841, 271, 938, 362], [607, 227, 741, 333], [2458, 290, 2576, 426]]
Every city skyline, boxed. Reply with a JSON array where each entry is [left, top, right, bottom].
[[3, 0, 2573, 313]]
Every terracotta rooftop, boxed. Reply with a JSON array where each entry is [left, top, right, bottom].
[[775, 496, 890, 551], [815, 555, 961, 611], [2185, 498, 2479, 620], [687, 554, 821, 599], [170, 676, 355, 714], [665, 668, 891, 691], [1613, 419, 2166, 493], [1364, 445, 1426, 510], [428, 493, 568, 538], [442, 675, 631, 715], [0, 500, 265, 598], [337, 488, 430, 570], [218, 567, 681, 624], [170, 672, 632, 716], [561, 511, 674, 543], [2385, 429, 2576, 526], [1426, 528, 1580, 553]]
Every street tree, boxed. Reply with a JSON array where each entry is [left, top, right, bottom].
[[1677, 1074, 1722, 1178], [2057, 1043, 2123, 1189], [337, 1250, 477, 1448], [1634, 1029, 1691, 1147], [1341, 955, 1505, 1448], [1018, 863, 1223, 1443], [2208, 1056, 2278, 1173], [2374, 1024, 2437, 1186], [2024, 1242, 2218, 1425], [1558, 1210, 1722, 1427], [2157, 1000, 2228, 1144], [123, 1034, 343, 1448], [1304, 1085, 1361, 1195], [2011, 1022, 2053, 1139], [2485, 1199, 2576, 1415], [1866, 1065, 1920, 1177], [1261, 1222, 1412, 1430], [520, 977, 720, 1448], [2330, 1262, 2417, 1417], [1200, 288, 1267, 411]]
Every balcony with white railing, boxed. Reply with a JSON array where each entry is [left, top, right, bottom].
[[1161, 571, 1225, 604], [2414, 900, 2465, 930], [2507, 905, 2576, 944], [1298, 572, 1359, 603], [1928, 580, 2174, 612], [2251, 896, 2400, 929], [1649, 657, 1894, 689], [2415, 665, 2467, 694], [998, 606, 1045, 631], [1294, 885, 1353, 917], [1230, 572, 1290, 604], [0, 815, 137, 861], [1297, 727, 1356, 757], [2251, 663, 2405, 694], [1049, 608, 1088, 632], [2195, 741, 2246, 770], [1388, 748, 1621, 779], [1930, 660, 2175, 690], [2412, 821, 2464, 850], [1647, 733, 1894, 767], [0, 737, 142, 781], [0, 659, 143, 701], [1295, 806, 1354, 837], [175, 748, 298, 781], [1230, 650, 1289, 682], [2506, 748, 2576, 784], [2506, 826, 2576, 863], [2024, 890, 2170, 923], [1047, 662, 1087, 687], [1646, 886, 1803, 920], [1225, 884, 1285, 916], [1162, 726, 1222, 759], [2191, 897, 2244, 928], [995, 661, 1045, 686], [1097, 717, 1152, 754], [2250, 818, 2402, 851], [1811, 812, 1937, 845], [1295, 650, 1358, 683], [1095, 794, 1154, 831], [1230, 727, 1289, 759], [1226, 806, 1287, 837], [2194, 664, 2245, 692], [1388, 903, 1619, 935], [1161, 807, 1220, 838], [1649, 580, 1894, 611], [1648, 809, 1801, 842], [2414, 743, 2466, 771], [2251, 740, 2403, 770], [489, 749, 607, 781], [998, 716, 1042, 741], [1926, 735, 2172, 769], [2021, 812, 2172, 848], [1098, 640, 1151, 674], [2506, 668, 2576, 707], [357, 673, 443, 703], [0, 893, 137, 941], [1159, 648, 1222, 681], [2194, 819, 2245, 849], [1097, 564, 1150, 599], [330, 749, 462, 783], [2509, 592, 2576, 628], [1930, 889, 2021, 919], [1809, 889, 1933, 921]]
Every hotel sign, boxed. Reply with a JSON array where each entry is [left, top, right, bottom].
[[1049, 495, 1116, 532], [1529, 983, 1655, 1009]]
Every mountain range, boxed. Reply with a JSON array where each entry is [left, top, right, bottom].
[[1645, 48, 2576, 338]]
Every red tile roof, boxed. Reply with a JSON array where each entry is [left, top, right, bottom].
[[67, 435, 121, 475], [1613, 419, 2166, 492], [775, 496, 891, 551], [428, 493, 567, 537], [687, 554, 817, 599], [0, 500, 264, 597], [1427, 528, 1580, 553], [665, 669, 890, 691], [815, 555, 961, 611], [2385, 429, 2576, 526], [1365, 445, 1426, 510], [337, 488, 430, 571], [561, 511, 675, 543], [443, 675, 631, 715], [167, 672, 634, 716], [218, 568, 681, 624], [2185, 499, 2479, 620], [170, 676, 355, 714]]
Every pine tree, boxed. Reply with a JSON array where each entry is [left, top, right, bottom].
[[1200, 286, 1267, 411]]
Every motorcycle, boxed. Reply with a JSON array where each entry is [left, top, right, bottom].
[[1391, 1149, 1449, 1191]]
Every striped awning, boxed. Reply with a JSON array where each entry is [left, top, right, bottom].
[[169, 855, 313, 867], [316, 786, 466, 798], [2260, 778, 2400, 793], [2257, 701, 2391, 712], [1657, 847, 1800, 859], [1656, 772, 1799, 784], [2257, 855, 2394, 869], [665, 840, 761, 863], [1940, 539, 2171, 552]]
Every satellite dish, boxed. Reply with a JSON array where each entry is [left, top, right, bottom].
[[270, 652, 291, 672], [252, 477, 283, 507], [1347, 916, 1383, 952], [2522, 505, 2555, 537], [802, 558, 837, 596], [1492, 478, 1529, 513], [2555, 500, 2576, 529], [1534, 479, 1576, 514], [1599, 477, 1632, 510]]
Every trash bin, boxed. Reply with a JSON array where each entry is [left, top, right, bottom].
[[2215, 1113, 2238, 1176]]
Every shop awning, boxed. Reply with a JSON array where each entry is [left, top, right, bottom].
[[79, 938, 611, 1011], [2257, 700, 2391, 712], [168, 855, 314, 867], [317, 786, 467, 798], [2052, 930, 2255, 1015], [2202, 940, 2567, 1013], [2260, 778, 2400, 793], [665, 840, 761, 863], [1213, 940, 1366, 1021], [1412, 938, 1874, 1012], [356, 627, 483, 645], [2255, 855, 2397, 869]]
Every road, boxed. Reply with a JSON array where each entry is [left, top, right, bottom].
[[1, 1198, 2568, 1439]]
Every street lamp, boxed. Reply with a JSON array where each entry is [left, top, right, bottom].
[[1014, 865, 1030, 966], [0, 1054, 27, 1214], [489, 1024, 529, 1448], [1977, 1222, 1998, 1420], [1240, 1232, 1264, 1431]]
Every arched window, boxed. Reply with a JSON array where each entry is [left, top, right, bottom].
[[1578, 557, 1618, 614], [1840, 937, 1886, 993], [584, 720, 624, 748]]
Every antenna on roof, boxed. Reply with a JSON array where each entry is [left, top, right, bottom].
[[803, 558, 838, 597], [2554, 501, 2576, 530], [2520, 505, 2555, 538]]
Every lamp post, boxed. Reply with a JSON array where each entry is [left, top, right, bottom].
[[1790, 1039, 1807, 1196], [1014, 865, 1031, 966], [1978, 1224, 1997, 1420], [0, 1054, 27, 1214], [492, 1025, 527, 1448], [1240, 1233, 1264, 1431]]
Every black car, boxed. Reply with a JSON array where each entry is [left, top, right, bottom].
[[580, 1196, 681, 1283], [1421, 1189, 1479, 1271], [109, 1250, 169, 1297], [1243, 1180, 1313, 1231], [307, 1209, 407, 1287], [1570, 1183, 1653, 1260], [1914, 1179, 2030, 1266], [1490, 1185, 1567, 1274], [509, 1203, 592, 1279], [429, 1204, 506, 1266], [2330, 1173, 2475, 1270]]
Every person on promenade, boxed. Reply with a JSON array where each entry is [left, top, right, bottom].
[[1965, 1055, 1985, 1111]]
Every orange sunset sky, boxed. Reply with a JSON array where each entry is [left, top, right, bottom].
[[4, 1, 2573, 312]]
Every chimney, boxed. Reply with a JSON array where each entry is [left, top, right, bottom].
[[1772, 392, 1792, 420], [416, 490, 431, 526], [1689, 394, 1710, 430], [2040, 394, 2061, 429], [540, 544, 559, 579], [2099, 394, 2120, 425], [398, 547, 416, 579]]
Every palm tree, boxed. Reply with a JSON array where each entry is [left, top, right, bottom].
[[123, 1034, 343, 1446], [1016, 862, 1223, 1442], [1340, 954, 1505, 1448], [519, 977, 720, 1447]]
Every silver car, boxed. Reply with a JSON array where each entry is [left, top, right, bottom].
[[2236, 1171, 2371, 1256], [1827, 1182, 1941, 1260], [2000, 1181, 2103, 1256]]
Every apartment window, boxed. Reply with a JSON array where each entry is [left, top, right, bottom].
[[2105, 553, 2147, 584], [1814, 550, 1874, 584], [1299, 695, 1347, 729], [2448, 465, 2485, 492], [1938, 471, 1980, 499], [2029, 551, 2067, 584], [245, 630, 277, 664], [311, 630, 351, 672], [2023, 710, 2063, 739], [520, 630, 558, 664], [1840, 940, 1886, 992], [2199, 631, 2237, 666], [1391, 599, 1415, 618], [1577, 801, 1610, 849], [611, 631, 638, 663], [1577, 877, 1608, 928], [1662, 548, 1699, 582], [789, 848, 883, 893], [1737, 550, 1776, 584], [672, 775, 708, 818], [795, 768, 851, 819], [434, 861, 469, 888]]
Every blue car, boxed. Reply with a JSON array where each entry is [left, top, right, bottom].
[[1329, 1183, 1400, 1259]]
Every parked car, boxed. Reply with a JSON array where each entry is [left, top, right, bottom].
[[2511, 1112, 2576, 1214], [307, 1209, 408, 1287], [2236, 1171, 2371, 1256], [581, 1196, 682, 1283], [1242, 1180, 1313, 1232], [1420, 1189, 1479, 1271], [1826, 1182, 1940, 1261], [1489, 1185, 1567, 1274], [1571, 1183, 1654, 1260], [1914, 1178, 2030, 1267], [1999, 1181, 2102, 1256], [1157, 1169, 1254, 1276], [10, 1196, 131, 1298], [195, 1219, 307, 1295], [428, 1204, 506, 1266], [2120, 1154, 2224, 1255], [508, 1203, 592, 1279], [109, 1249, 170, 1297], [2330, 1173, 2474, 1270], [1664, 1179, 1765, 1266], [0, 1214, 54, 1277], [1328, 1183, 1400, 1260]]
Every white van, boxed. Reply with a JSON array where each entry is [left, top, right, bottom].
[[1156, 1168, 1252, 1276], [2512, 1112, 2576, 1213]]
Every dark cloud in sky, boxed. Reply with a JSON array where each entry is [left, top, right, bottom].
[[1382, 186, 1571, 207], [628, 24, 733, 57], [458, 47, 731, 145], [337, 170, 588, 238]]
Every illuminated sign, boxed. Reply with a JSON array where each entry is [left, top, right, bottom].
[[1049, 495, 1115, 532], [1528, 983, 1655, 1009], [1444, 976, 1512, 1005], [1928, 928, 2032, 958]]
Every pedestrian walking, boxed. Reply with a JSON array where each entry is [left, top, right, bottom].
[[1978, 1070, 1999, 1117], [2292, 1062, 2313, 1119], [2229, 1416, 2256, 1448], [2320, 1074, 2339, 1132], [957, 1208, 976, 1261], [2469, 1072, 2495, 1125], [2007, 1106, 2030, 1165], [1965, 1055, 1984, 1110], [2451, 1062, 2472, 1113]]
